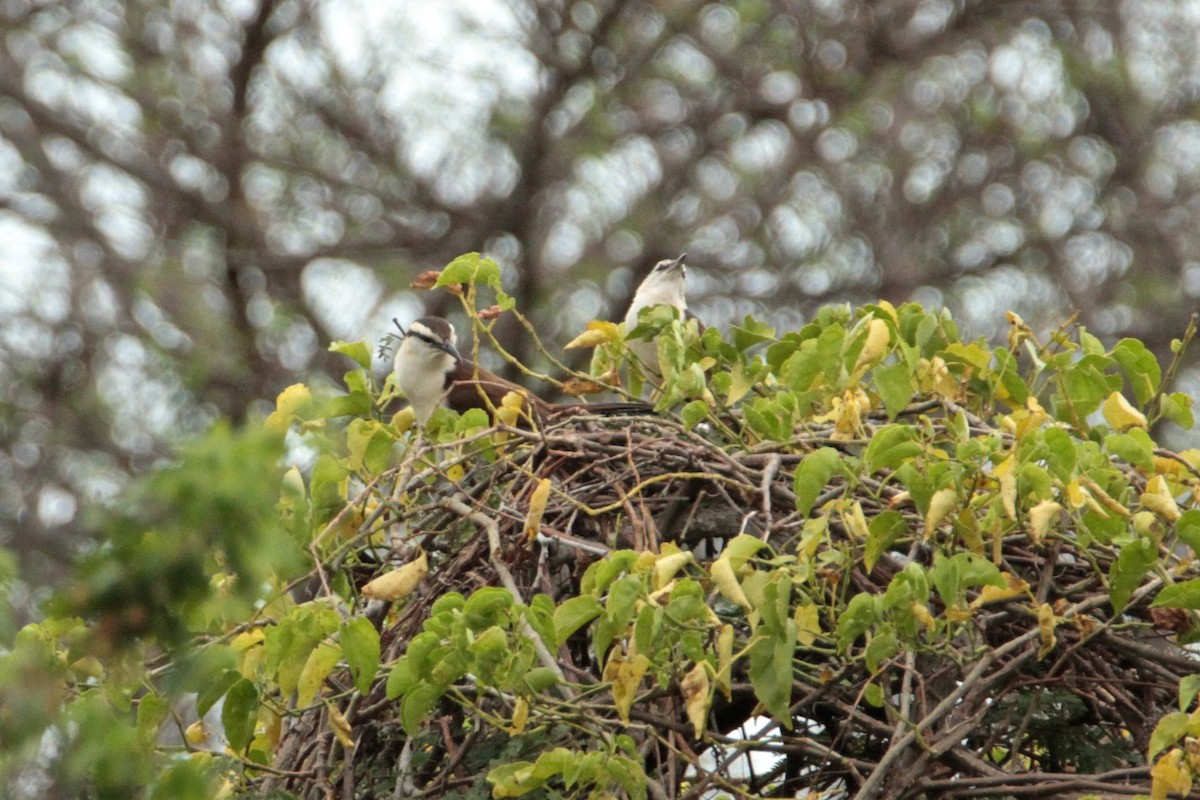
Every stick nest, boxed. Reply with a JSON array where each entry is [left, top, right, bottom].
[[260, 401, 1200, 800]]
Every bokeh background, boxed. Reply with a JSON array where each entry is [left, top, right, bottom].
[[2, 0, 1199, 602]]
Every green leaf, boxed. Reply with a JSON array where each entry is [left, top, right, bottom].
[[400, 683, 441, 737], [221, 678, 259, 752], [606, 754, 649, 800], [1058, 356, 1119, 421], [553, 595, 602, 647], [135, 692, 168, 744], [873, 362, 912, 419], [722, 534, 769, 571], [583, 551, 638, 594], [1162, 392, 1195, 430], [1149, 711, 1190, 762], [1152, 579, 1200, 610], [837, 592, 878, 650], [329, 340, 372, 369], [341, 617, 381, 696], [1103, 429, 1155, 471], [731, 316, 776, 351], [195, 669, 241, 718], [990, 347, 1029, 404], [469, 626, 509, 683], [1041, 428, 1077, 481], [680, 400, 709, 430], [522, 667, 561, 693], [385, 659, 419, 700], [463, 587, 515, 630], [748, 621, 796, 724], [781, 341, 821, 391], [310, 454, 350, 524], [865, 631, 898, 673], [816, 323, 847, 383], [1110, 538, 1157, 614], [793, 447, 844, 516], [942, 342, 991, 371], [865, 511, 907, 572], [864, 425, 922, 473], [1180, 674, 1200, 712], [1112, 338, 1161, 406], [346, 419, 393, 474], [930, 553, 1003, 606], [436, 252, 502, 289], [1177, 510, 1200, 556]]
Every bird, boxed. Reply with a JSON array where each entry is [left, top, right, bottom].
[[623, 253, 694, 381], [393, 316, 651, 425]]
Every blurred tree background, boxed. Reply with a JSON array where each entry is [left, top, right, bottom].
[[2, 0, 1199, 606]]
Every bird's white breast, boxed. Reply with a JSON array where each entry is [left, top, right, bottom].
[[394, 338, 456, 423]]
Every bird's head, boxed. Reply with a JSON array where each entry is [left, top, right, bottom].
[[632, 253, 688, 309], [402, 317, 461, 363]]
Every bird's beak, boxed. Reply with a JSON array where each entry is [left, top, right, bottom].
[[437, 339, 461, 362], [669, 253, 687, 272]]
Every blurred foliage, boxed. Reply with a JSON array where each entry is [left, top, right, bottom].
[[4, 260, 1200, 797]]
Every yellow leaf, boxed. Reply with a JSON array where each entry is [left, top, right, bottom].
[[841, 501, 870, 541], [1142, 474, 1182, 522], [653, 545, 694, 591], [994, 456, 1018, 520], [259, 707, 281, 754], [1133, 510, 1158, 536], [265, 384, 313, 434], [680, 662, 711, 738], [560, 378, 606, 396], [525, 478, 552, 541], [604, 652, 650, 722], [325, 701, 356, 749], [793, 603, 822, 646], [297, 642, 342, 708], [564, 322, 620, 350], [1065, 479, 1087, 510], [185, 720, 208, 745], [239, 640, 265, 679], [1078, 475, 1130, 517], [509, 696, 529, 734], [853, 318, 891, 372], [726, 361, 756, 406], [710, 556, 751, 611], [716, 624, 734, 700], [924, 488, 958, 540], [910, 602, 936, 633], [494, 390, 528, 428], [969, 573, 1031, 609], [1013, 397, 1049, 438], [1037, 603, 1057, 660], [445, 464, 465, 483], [1155, 456, 1185, 477], [1028, 500, 1063, 545], [1152, 748, 1193, 800], [1102, 391, 1147, 431], [361, 550, 429, 601], [391, 406, 416, 433]]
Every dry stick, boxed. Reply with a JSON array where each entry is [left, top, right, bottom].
[[853, 576, 1168, 800], [758, 453, 781, 534], [439, 493, 573, 699], [852, 629, 1040, 800], [919, 766, 1152, 798]]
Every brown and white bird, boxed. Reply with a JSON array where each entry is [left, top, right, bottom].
[[623, 253, 693, 379], [393, 317, 650, 425]]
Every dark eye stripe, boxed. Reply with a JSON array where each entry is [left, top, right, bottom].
[[412, 332, 439, 347]]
